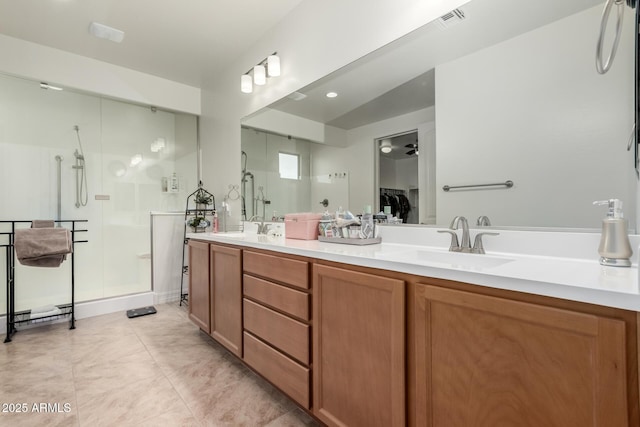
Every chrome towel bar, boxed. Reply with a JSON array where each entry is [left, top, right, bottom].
[[443, 180, 514, 192]]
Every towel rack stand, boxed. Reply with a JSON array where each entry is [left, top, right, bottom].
[[1, 220, 88, 343]]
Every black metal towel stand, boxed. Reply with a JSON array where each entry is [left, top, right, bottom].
[[1, 220, 88, 343]]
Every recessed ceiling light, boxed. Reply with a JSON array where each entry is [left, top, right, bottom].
[[130, 154, 143, 167], [326, 92, 338, 98], [89, 22, 125, 43]]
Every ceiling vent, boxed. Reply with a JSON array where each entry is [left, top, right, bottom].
[[436, 8, 466, 29], [287, 92, 307, 101]]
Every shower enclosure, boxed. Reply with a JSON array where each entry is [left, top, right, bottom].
[[0, 73, 198, 313]]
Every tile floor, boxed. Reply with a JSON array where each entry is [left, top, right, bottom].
[[0, 303, 320, 426]]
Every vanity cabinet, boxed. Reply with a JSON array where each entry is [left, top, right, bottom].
[[242, 250, 312, 408], [411, 283, 629, 427], [313, 263, 405, 427], [186, 241, 639, 427], [187, 240, 210, 333], [209, 243, 242, 357]]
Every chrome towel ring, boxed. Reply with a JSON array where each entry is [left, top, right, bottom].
[[596, 0, 626, 74]]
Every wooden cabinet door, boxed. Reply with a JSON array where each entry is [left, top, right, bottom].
[[187, 240, 210, 333], [210, 244, 242, 357], [412, 283, 628, 427], [313, 264, 405, 427]]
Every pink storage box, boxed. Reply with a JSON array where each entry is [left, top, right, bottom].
[[284, 213, 322, 240]]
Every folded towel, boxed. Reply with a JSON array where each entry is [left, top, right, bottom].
[[31, 220, 55, 228], [14, 227, 72, 268], [20, 255, 68, 268], [31, 304, 57, 314], [30, 307, 62, 319]]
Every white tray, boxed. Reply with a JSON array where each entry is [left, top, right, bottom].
[[318, 236, 381, 246]]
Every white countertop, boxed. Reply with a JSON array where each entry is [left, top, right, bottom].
[[186, 227, 640, 312]]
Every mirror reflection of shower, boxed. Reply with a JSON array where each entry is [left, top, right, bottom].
[[72, 125, 88, 208], [241, 150, 254, 220]]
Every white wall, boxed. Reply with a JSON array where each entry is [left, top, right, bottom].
[[379, 157, 397, 189], [243, 109, 327, 144], [379, 157, 418, 192], [435, 5, 636, 228], [396, 157, 419, 191]]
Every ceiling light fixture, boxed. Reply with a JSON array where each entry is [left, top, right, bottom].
[[240, 52, 281, 94], [326, 92, 338, 98], [380, 139, 392, 154], [253, 64, 266, 85], [89, 22, 125, 43], [267, 54, 280, 77], [241, 74, 253, 93]]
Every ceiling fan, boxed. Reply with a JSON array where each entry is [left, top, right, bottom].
[[405, 142, 419, 156]]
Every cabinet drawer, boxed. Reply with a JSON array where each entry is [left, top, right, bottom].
[[244, 332, 310, 409], [243, 299, 309, 365], [244, 274, 310, 321], [243, 250, 309, 290]]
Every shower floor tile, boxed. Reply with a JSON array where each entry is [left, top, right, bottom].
[[0, 303, 321, 427]]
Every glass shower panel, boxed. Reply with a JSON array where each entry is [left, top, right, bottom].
[[100, 99, 192, 298]]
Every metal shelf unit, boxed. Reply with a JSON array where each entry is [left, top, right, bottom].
[[1, 220, 88, 343], [180, 183, 215, 306]]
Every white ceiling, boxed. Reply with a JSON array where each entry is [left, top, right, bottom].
[[0, 0, 304, 88]]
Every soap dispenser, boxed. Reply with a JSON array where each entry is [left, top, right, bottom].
[[593, 199, 632, 267]]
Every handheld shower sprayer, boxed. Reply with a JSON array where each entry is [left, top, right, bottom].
[[73, 125, 88, 208]]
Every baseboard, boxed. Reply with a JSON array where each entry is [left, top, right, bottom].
[[153, 289, 181, 305], [0, 292, 155, 335]]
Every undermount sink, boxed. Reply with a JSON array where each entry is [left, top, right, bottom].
[[216, 232, 246, 239], [379, 249, 514, 271]]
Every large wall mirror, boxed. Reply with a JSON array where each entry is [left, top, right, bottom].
[[241, 0, 637, 231]]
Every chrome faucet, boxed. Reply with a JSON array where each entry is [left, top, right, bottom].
[[249, 215, 271, 235], [438, 215, 499, 254], [476, 215, 491, 226], [450, 216, 471, 251], [252, 187, 271, 234]]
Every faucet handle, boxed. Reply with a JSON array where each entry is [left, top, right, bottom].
[[438, 230, 460, 252], [472, 232, 499, 254]]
